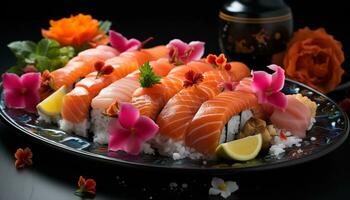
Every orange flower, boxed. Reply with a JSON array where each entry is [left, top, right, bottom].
[[42, 14, 108, 47], [14, 147, 33, 169], [206, 54, 231, 71], [277, 27, 345, 93], [75, 176, 96, 197]]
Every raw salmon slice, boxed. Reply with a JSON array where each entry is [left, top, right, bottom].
[[185, 91, 258, 155]]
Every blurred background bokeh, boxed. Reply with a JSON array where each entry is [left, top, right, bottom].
[[1, 0, 349, 72]]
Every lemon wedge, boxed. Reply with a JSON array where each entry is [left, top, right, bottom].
[[215, 134, 262, 161], [37, 86, 67, 116]]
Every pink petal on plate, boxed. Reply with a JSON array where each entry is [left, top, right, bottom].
[[109, 30, 141, 53], [24, 91, 40, 113], [118, 103, 140, 129], [124, 38, 142, 52], [251, 70, 272, 93], [3, 90, 25, 109], [166, 39, 188, 57], [134, 116, 159, 141], [108, 119, 133, 152], [255, 90, 268, 104], [21, 72, 41, 91], [125, 136, 143, 155], [186, 41, 205, 61], [2, 73, 22, 91], [267, 64, 285, 92], [266, 91, 288, 110]]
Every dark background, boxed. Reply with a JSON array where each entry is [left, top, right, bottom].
[[1, 1, 350, 200], [1, 0, 350, 71]]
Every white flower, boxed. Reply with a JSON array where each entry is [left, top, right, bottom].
[[209, 177, 239, 199]]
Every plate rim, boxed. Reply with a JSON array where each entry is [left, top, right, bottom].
[[0, 78, 349, 173]]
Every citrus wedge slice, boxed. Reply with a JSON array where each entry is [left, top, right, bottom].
[[37, 85, 67, 116], [216, 134, 262, 161]]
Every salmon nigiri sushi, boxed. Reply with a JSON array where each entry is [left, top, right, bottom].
[[185, 91, 260, 156], [49, 45, 119, 90], [58, 46, 169, 136], [157, 62, 250, 141], [90, 58, 175, 144]]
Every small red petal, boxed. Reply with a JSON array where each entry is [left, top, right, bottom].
[[24, 147, 33, 159], [183, 80, 193, 88], [15, 148, 24, 160], [84, 179, 96, 192], [24, 158, 33, 167], [193, 73, 204, 84], [206, 54, 217, 65], [216, 54, 227, 66], [224, 63, 231, 71], [94, 61, 105, 72], [101, 65, 114, 75], [15, 160, 25, 169], [185, 70, 195, 81], [78, 176, 86, 188], [280, 131, 287, 141]]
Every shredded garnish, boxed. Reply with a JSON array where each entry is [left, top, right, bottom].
[[104, 99, 119, 118], [39, 70, 54, 100], [183, 70, 204, 88], [139, 62, 161, 88]]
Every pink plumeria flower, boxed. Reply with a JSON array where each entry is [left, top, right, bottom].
[[108, 103, 159, 155], [2, 72, 41, 113], [251, 64, 287, 110], [218, 81, 238, 91], [209, 177, 239, 199], [167, 39, 204, 65], [109, 30, 141, 53]]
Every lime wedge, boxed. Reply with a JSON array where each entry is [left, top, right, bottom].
[[37, 86, 67, 116], [216, 134, 262, 161]]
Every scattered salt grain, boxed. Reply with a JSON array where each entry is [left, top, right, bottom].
[[269, 129, 303, 157], [172, 153, 181, 160], [142, 143, 155, 155], [310, 137, 316, 141], [202, 160, 207, 165]]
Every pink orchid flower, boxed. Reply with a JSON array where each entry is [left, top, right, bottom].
[[251, 64, 287, 110], [218, 82, 238, 91], [2, 72, 41, 113], [109, 30, 141, 53], [167, 39, 205, 64], [108, 103, 159, 155]]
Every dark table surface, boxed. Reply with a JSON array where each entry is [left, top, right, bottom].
[[1, 1, 350, 199]]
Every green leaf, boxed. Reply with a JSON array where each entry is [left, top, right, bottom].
[[7, 66, 23, 74], [7, 39, 75, 74], [8, 41, 36, 67], [139, 62, 161, 88], [59, 46, 75, 58], [36, 39, 60, 56], [99, 20, 112, 34], [8, 41, 36, 56]]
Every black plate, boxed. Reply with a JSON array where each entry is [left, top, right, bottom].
[[0, 79, 348, 174]]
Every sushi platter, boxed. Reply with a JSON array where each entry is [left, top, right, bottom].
[[0, 14, 348, 173]]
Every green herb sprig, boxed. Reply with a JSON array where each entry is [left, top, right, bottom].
[[139, 62, 161, 88]]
